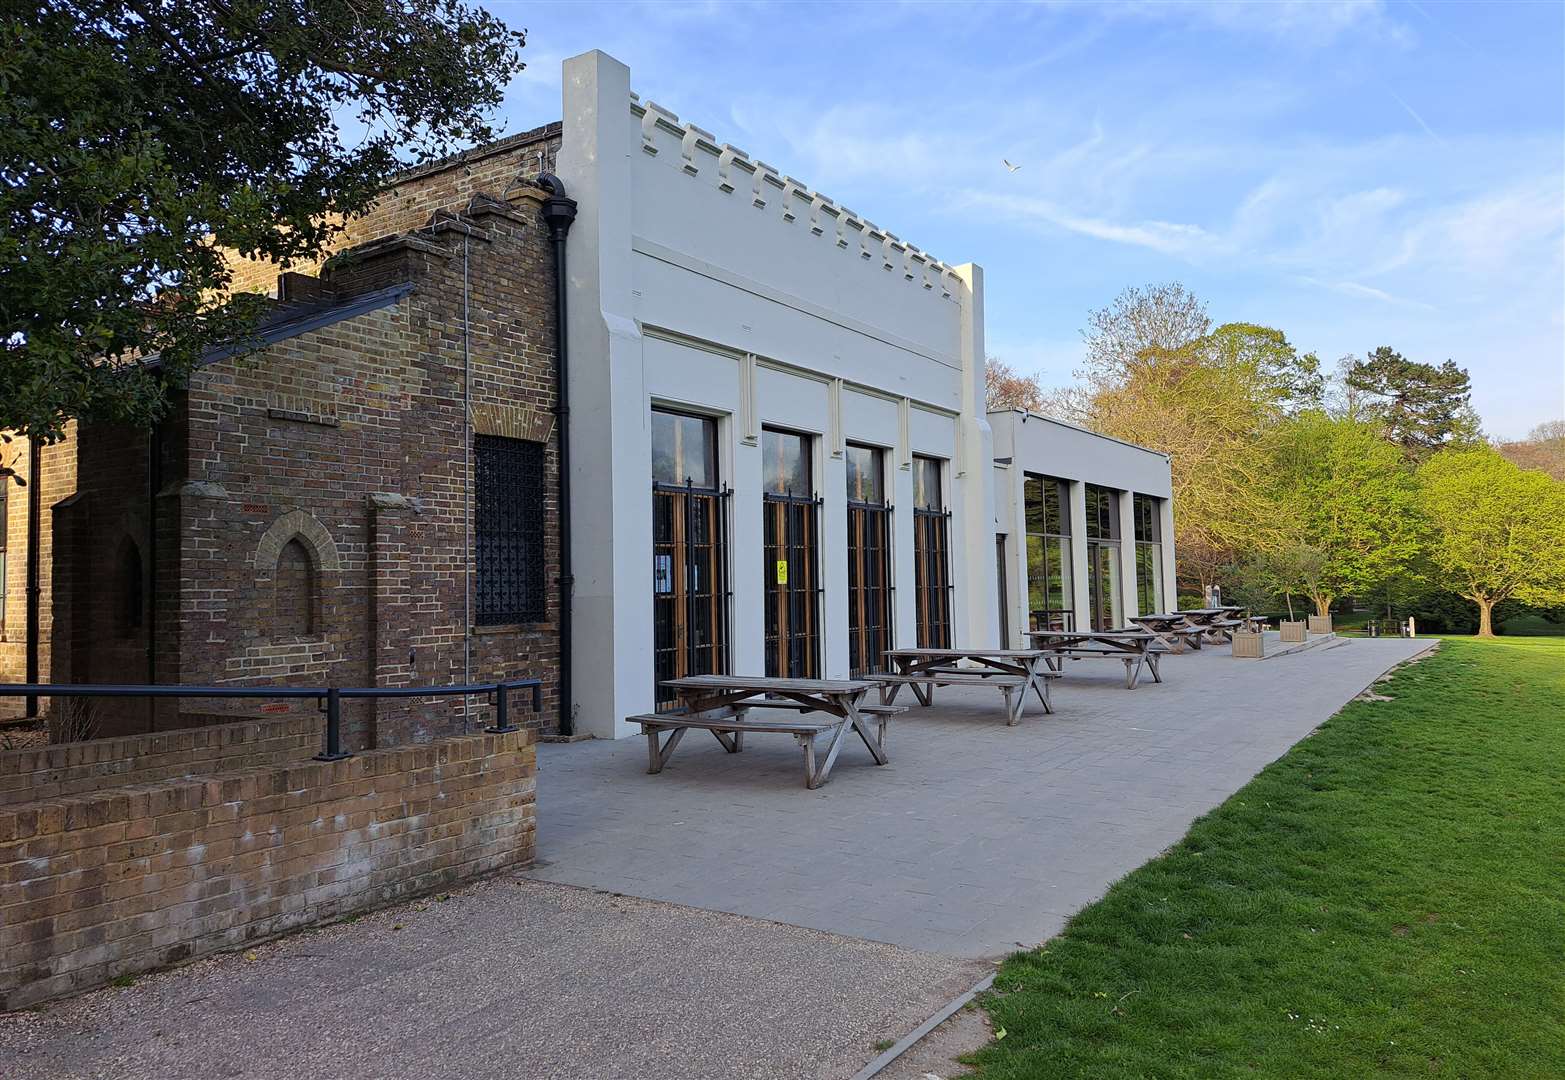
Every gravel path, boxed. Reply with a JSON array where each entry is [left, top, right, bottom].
[[0, 877, 986, 1080]]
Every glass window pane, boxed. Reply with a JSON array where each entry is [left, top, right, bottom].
[[1134, 494, 1160, 543], [763, 429, 810, 495], [846, 444, 883, 504], [652, 409, 717, 487], [1024, 476, 1045, 534], [913, 456, 942, 510]]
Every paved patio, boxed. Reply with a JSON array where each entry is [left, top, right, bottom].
[[528, 635, 1433, 957]]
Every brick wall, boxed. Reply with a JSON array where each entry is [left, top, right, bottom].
[[4, 138, 564, 743], [0, 716, 321, 807], [0, 727, 536, 1010]]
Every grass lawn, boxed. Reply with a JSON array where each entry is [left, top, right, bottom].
[[971, 637, 1565, 1078]]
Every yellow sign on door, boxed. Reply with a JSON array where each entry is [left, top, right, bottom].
[[775, 560, 788, 585]]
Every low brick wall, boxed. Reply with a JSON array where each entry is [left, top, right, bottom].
[[0, 729, 536, 1009], [0, 716, 322, 807]]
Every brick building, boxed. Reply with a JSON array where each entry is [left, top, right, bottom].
[[3, 50, 1177, 747], [1, 124, 569, 744]]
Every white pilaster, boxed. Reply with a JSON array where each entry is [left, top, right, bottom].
[[952, 264, 997, 649], [1117, 490, 1140, 622], [559, 50, 648, 738]]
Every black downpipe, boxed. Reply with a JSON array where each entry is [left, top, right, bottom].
[[24, 439, 40, 718], [146, 422, 162, 730], [536, 175, 578, 736]]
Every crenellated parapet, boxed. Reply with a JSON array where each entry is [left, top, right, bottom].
[[630, 93, 960, 300]]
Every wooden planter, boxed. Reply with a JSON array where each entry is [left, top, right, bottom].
[[1279, 620, 1307, 642], [1308, 615, 1333, 636], [1231, 631, 1264, 659]]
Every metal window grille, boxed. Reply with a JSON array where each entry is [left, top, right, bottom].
[[764, 493, 822, 678], [653, 481, 731, 708], [848, 501, 894, 677], [914, 508, 952, 649], [475, 435, 547, 625]]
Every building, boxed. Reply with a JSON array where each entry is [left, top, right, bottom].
[[0, 49, 1175, 744]]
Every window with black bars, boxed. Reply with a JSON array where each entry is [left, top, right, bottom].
[[653, 484, 731, 708], [474, 435, 547, 625], [912, 456, 952, 649]]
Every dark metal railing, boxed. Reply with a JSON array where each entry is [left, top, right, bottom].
[[0, 679, 542, 761]]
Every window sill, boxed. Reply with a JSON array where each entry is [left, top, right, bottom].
[[472, 622, 553, 637]]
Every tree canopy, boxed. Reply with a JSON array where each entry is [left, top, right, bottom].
[[1345, 347, 1481, 459], [1263, 412, 1424, 616], [1417, 447, 1565, 635], [984, 357, 1046, 413], [1, 0, 527, 456]]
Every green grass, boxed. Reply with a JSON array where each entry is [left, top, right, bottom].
[[971, 637, 1565, 1079]]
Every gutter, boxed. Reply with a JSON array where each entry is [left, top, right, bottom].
[[24, 439, 40, 718], [536, 174, 578, 736]]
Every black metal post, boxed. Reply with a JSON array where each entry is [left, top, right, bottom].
[[486, 683, 517, 734], [316, 688, 350, 761]]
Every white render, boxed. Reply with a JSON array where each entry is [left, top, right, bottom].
[[557, 50, 1173, 739], [989, 410, 1178, 647]]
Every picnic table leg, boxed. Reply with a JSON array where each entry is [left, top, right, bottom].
[[1002, 684, 1020, 726], [1123, 657, 1137, 689], [1147, 651, 1162, 684], [644, 726, 687, 773], [812, 717, 853, 788], [849, 709, 890, 765], [799, 732, 819, 788], [1031, 673, 1053, 714]]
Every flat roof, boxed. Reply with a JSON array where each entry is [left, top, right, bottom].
[[987, 407, 1171, 461]]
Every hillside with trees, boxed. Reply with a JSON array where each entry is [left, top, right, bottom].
[[991, 283, 1565, 636]]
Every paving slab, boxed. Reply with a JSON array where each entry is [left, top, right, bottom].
[[528, 637, 1433, 958], [0, 877, 986, 1080]]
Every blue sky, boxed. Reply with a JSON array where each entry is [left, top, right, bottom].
[[482, 0, 1563, 438]]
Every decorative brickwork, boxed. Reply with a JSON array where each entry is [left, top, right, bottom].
[[0, 134, 564, 743], [0, 727, 536, 1009]]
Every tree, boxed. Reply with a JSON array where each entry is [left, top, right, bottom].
[[1203, 323, 1323, 414], [1417, 446, 1565, 636], [1264, 412, 1424, 616], [1345, 347, 1481, 459], [1, 1, 527, 459], [1496, 419, 1565, 482], [985, 358, 1046, 412], [1080, 282, 1210, 388]]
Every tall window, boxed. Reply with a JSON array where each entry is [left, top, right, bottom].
[[912, 455, 951, 648], [1133, 494, 1164, 616], [652, 409, 728, 705], [474, 434, 547, 625], [1024, 475, 1073, 631], [1084, 484, 1122, 631], [846, 444, 892, 677], [763, 429, 820, 678]]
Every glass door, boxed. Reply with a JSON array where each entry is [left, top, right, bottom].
[[846, 444, 892, 677], [912, 456, 952, 649], [762, 429, 820, 678], [651, 410, 728, 707]]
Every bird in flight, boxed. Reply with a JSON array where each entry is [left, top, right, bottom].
[[1003, 159, 1022, 172]]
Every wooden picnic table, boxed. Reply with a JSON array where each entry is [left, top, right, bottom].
[[633, 674, 896, 789], [1127, 613, 1208, 653], [1173, 608, 1245, 644], [1026, 629, 1163, 689], [879, 648, 1060, 726]]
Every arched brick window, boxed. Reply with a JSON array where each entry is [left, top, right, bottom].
[[275, 538, 316, 637]]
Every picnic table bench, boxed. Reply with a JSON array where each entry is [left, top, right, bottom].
[[1127, 613, 1209, 653], [1174, 608, 1246, 644], [879, 648, 1060, 726], [1026, 629, 1163, 689], [629, 674, 904, 789]]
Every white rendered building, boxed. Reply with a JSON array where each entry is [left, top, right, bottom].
[[556, 51, 1175, 738]]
